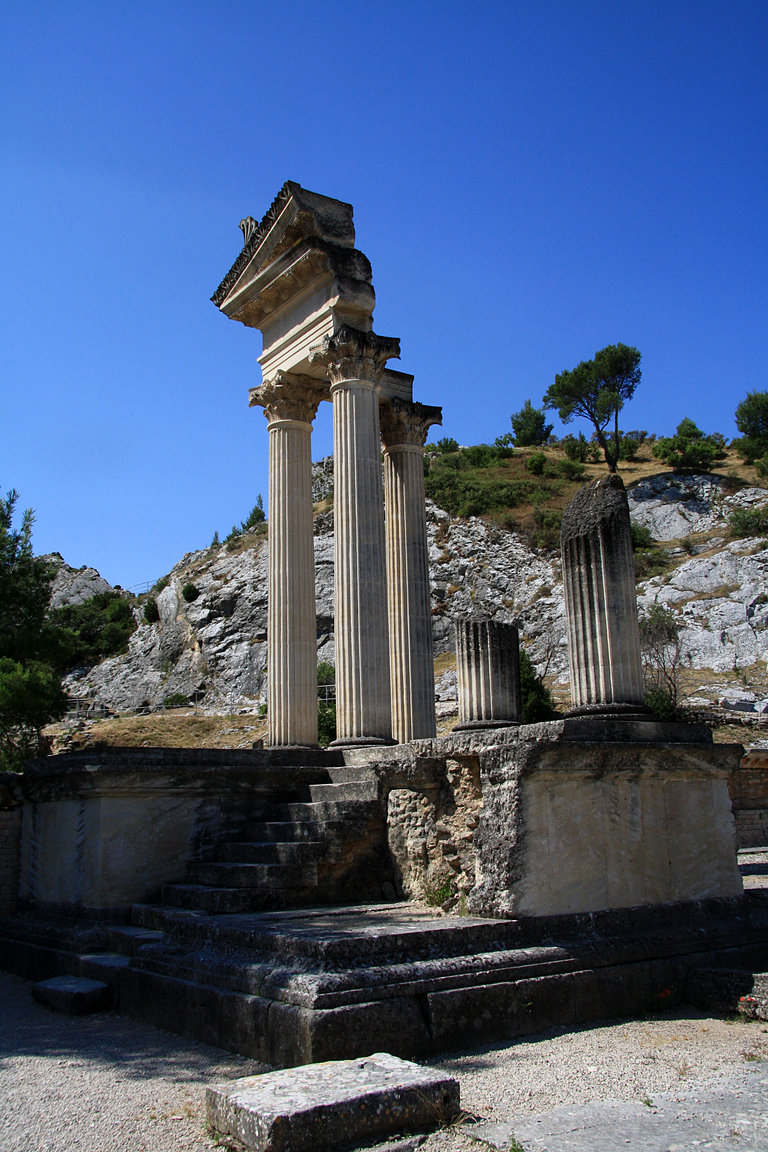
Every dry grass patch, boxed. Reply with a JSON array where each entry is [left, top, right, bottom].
[[47, 711, 268, 752]]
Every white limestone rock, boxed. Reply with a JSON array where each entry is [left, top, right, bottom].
[[45, 554, 116, 609], [627, 473, 768, 541], [59, 466, 768, 713]]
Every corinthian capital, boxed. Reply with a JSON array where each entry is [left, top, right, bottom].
[[309, 325, 400, 387], [380, 398, 443, 449], [249, 372, 327, 424]]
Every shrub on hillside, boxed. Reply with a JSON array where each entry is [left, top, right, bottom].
[[510, 400, 553, 447], [181, 582, 199, 603], [557, 458, 586, 481], [734, 391, 768, 463], [143, 597, 160, 624], [47, 591, 136, 670], [562, 433, 590, 462], [729, 506, 768, 537], [433, 437, 459, 453], [619, 430, 648, 460], [520, 649, 556, 722], [526, 452, 547, 476], [652, 418, 727, 471]]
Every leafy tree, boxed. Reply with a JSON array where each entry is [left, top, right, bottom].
[[433, 437, 459, 453], [510, 399, 553, 447], [0, 658, 67, 770], [317, 660, 336, 746], [519, 649, 556, 722], [0, 489, 66, 770], [638, 604, 682, 720], [0, 490, 55, 662], [543, 344, 642, 472], [241, 494, 265, 532], [734, 390, 768, 464], [652, 418, 726, 471], [46, 591, 136, 670]]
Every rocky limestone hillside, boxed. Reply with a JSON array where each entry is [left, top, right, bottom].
[[60, 464, 768, 720]]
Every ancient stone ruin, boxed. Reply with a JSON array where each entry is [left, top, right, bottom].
[[0, 184, 765, 1078], [212, 182, 441, 747]]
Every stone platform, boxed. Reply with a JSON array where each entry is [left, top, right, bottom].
[[4, 894, 768, 1066]]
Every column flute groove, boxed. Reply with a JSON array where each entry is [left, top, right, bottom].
[[250, 374, 323, 746]]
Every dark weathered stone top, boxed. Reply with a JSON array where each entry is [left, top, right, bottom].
[[211, 181, 356, 307], [560, 473, 631, 544]]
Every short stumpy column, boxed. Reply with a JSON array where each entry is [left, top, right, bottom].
[[381, 398, 442, 742], [560, 473, 645, 713], [250, 374, 323, 746], [311, 327, 400, 744], [454, 619, 522, 729]]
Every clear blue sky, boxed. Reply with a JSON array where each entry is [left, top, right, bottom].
[[3, 1, 766, 589]]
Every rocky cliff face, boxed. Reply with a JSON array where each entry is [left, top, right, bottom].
[[60, 465, 768, 718]]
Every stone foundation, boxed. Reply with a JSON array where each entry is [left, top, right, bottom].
[[351, 718, 743, 917], [14, 749, 338, 917], [0, 805, 21, 917], [731, 748, 768, 848]]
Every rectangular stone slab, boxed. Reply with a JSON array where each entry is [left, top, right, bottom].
[[205, 1051, 460, 1152], [31, 975, 111, 1014]]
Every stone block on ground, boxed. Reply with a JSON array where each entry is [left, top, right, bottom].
[[205, 1051, 460, 1152], [31, 975, 112, 1014]]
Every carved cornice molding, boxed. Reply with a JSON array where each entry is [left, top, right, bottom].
[[309, 325, 400, 386], [380, 398, 443, 449], [212, 182, 355, 308], [231, 241, 373, 330], [249, 372, 327, 424]]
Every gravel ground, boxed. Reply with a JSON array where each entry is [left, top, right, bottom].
[[2, 968, 768, 1152]]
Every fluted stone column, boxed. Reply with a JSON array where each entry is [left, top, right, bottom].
[[381, 399, 442, 743], [454, 619, 522, 730], [311, 326, 400, 744], [561, 474, 645, 713], [250, 374, 323, 746]]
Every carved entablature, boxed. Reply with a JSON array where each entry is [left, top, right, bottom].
[[309, 325, 400, 387], [249, 372, 327, 425], [212, 181, 356, 308], [230, 241, 374, 332], [380, 398, 443, 449]]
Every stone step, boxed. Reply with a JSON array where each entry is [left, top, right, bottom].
[[190, 861, 318, 889], [131, 903, 209, 931], [326, 765, 378, 785], [217, 840, 323, 864], [270, 800, 380, 822], [160, 883, 315, 915], [104, 924, 165, 955], [250, 820, 359, 843], [307, 780, 378, 803], [79, 951, 131, 987]]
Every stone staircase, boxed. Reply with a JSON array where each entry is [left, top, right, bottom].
[[134, 764, 389, 919]]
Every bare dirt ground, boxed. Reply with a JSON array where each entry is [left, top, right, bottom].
[[2, 965, 768, 1152]]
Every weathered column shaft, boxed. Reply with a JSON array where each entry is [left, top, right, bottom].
[[252, 375, 322, 747], [331, 379, 392, 742], [310, 326, 400, 744], [381, 400, 442, 743], [561, 474, 644, 710], [454, 619, 521, 728]]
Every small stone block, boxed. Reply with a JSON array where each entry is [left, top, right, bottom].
[[31, 975, 112, 1015], [205, 1051, 460, 1152]]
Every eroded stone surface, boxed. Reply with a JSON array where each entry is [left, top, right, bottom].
[[205, 1052, 460, 1152], [31, 975, 111, 1015]]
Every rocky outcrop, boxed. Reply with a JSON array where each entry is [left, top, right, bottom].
[[45, 555, 115, 609], [626, 474, 767, 541], [58, 464, 768, 717]]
